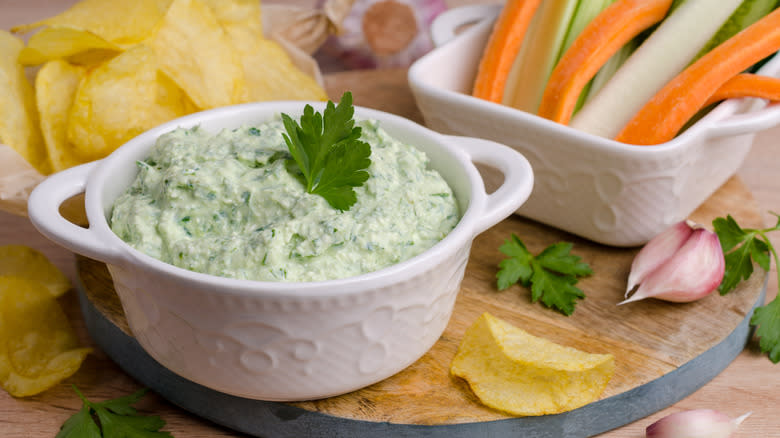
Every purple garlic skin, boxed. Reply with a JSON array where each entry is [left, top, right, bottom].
[[621, 221, 725, 305], [646, 409, 751, 438], [626, 220, 695, 296]]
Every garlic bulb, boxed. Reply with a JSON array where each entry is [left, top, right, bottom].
[[620, 221, 725, 305], [646, 409, 751, 438], [315, 0, 448, 71], [626, 220, 694, 295]]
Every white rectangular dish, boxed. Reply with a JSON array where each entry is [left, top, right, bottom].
[[409, 5, 780, 246]]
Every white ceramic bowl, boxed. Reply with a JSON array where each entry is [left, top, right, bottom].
[[27, 101, 533, 401], [409, 5, 780, 247]]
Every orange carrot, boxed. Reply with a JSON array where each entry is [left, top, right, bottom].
[[537, 0, 673, 124], [616, 7, 780, 145], [704, 73, 780, 106], [472, 0, 542, 103]]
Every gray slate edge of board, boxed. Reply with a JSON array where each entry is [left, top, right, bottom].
[[77, 275, 767, 438]]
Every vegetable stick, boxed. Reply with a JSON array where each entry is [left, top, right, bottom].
[[616, 8, 780, 145], [692, 0, 779, 64], [704, 73, 780, 107], [555, 0, 617, 64], [471, 0, 542, 103], [559, 0, 621, 114], [582, 38, 638, 109], [501, 0, 580, 113], [569, 0, 743, 139], [537, 0, 673, 124]]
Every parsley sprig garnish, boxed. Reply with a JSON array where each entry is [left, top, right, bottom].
[[714, 213, 780, 363], [57, 385, 172, 438], [281, 91, 371, 211], [496, 234, 593, 316]]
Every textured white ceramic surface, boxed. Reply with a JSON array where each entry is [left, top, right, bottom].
[[28, 101, 533, 401], [410, 5, 780, 247]]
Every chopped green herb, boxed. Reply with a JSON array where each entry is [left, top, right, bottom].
[[713, 213, 780, 363], [56, 385, 171, 438], [496, 234, 592, 316], [280, 91, 371, 211]]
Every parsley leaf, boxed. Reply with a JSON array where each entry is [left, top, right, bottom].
[[751, 298, 780, 363], [281, 91, 371, 211], [57, 404, 101, 438], [497, 234, 592, 316], [713, 213, 780, 363], [714, 215, 773, 295], [57, 385, 172, 438]]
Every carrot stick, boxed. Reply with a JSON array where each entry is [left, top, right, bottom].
[[704, 73, 780, 106], [537, 0, 673, 124], [616, 8, 780, 145], [472, 0, 542, 103]]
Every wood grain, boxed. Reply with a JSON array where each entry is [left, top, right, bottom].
[[1, 66, 778, 438], [2, 1, 780, 434], [76, 174, 764, 427]]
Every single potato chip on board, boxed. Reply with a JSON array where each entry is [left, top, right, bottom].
[[67, 44, 192, 161], [145, 0, 248, 109], [36, 60, 89, 172], [451, 312, 615, 416], [0, 30, 49, 174], [11, 0, 173, 48], [17, 26, 120, 66], [0, 276, 91, 397], [0, 245, 71, 297]]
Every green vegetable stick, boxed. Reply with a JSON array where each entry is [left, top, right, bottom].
[[502, 0, 581, 114], [570, 0, 743, 139], [555, 0, 617, 64], [693, 0, 779, 64]]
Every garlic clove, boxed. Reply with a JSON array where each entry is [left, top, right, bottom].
[[646, 409, 751, 438], [626, 220, 695, 297], [619, 227, 724, 305]]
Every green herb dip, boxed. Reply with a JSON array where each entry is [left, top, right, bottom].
[[110, 118, 459, 282]]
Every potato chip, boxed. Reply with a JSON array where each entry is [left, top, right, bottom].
[[237, 37, 327, 102], [145, 0, 248, 109], [17, 26, 120, 67], [200, 0, 264, 40], [0, 30, 49, 174], [451, 313, 615, 416], [67, 44, 191, 161], [0, 276, 91, 397], [155, 70, 199, 118], [35, 60, 89, 172], [12, 0, 173, 48], [0, 245, 71, 297], [199, 0, 326, 102]]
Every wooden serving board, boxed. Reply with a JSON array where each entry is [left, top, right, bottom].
[[76, 70, 766, 437]]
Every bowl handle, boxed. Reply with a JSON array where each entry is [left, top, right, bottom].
[[705, 101, 780, 139], [28, 161, 122, 265], [430, 4, 500, 47], [445, 135, 534, 236]]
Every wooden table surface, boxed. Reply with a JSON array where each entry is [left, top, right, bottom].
[[2, 1, 779, 437]]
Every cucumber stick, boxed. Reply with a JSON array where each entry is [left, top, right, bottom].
[[581, 38, 639, 110], [569, 0, 744, 139], [560, 0, 620, 114], [693, 0, 779, 62], [502, 0, 580, 113], [556, 0, 617, 63]]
